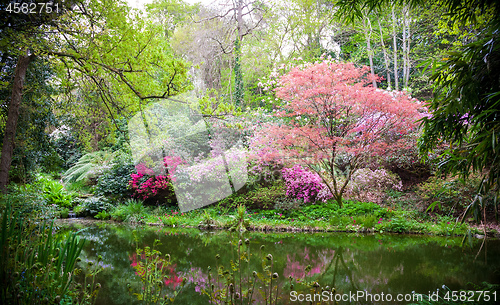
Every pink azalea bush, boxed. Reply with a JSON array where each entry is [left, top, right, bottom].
[[129, 156, 184, 201], [129, 173, 170, 200], [282, 165, 332, 203]]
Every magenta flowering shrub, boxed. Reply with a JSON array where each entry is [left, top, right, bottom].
[[129, 156, 184, 201], [129, 173, 171, 200], [282, 165, 331, 203]]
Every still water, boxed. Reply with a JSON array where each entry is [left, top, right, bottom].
[[58, 221, 500, 304]]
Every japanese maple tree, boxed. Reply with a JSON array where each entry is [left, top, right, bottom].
[[254, 61, 424, 207]]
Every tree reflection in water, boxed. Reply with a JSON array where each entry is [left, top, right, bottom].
[[60, 222, 500, 305]]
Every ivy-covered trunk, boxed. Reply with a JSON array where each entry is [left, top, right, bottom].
[[234, 37, 243, 107], [0, 51, 34, 192]]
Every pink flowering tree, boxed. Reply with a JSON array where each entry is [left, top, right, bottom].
[[254, 61, 424, 207]]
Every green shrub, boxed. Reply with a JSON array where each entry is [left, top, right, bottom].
[[51, 127, 82, 169], [418, 176, 493, 216], [124, 198, 148, 214], [0, 183, 57, 220], [110, 199, 148, 223], [219, 180, 286, 210], [59, 207, 70, 218], [73, 196, 112, 217], [355, 214, 378, 228], [273, 197, 303, 210], [95, 153, 135, 200], [430, 215, 469, 235], [198, 210, 218, 229], [95, 210, 111, 220], [36, 175, 75, 208], [300, 203, 337, 220], [386, 188, 404, 199], [374, 217, 422, 233], [109, 204, 128, 222], [329, 215, 352, 227], [229, 204, 250, 231], [160, 215, 179, 226], [64, 179, 93, 194], [337, 200, 393, 219], [63, 150, 117, 184]]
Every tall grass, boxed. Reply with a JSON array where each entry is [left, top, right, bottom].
[[1, 201, 86, 304]]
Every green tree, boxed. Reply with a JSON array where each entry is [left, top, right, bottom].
[[419, 2, 500, 220], [337, 0, 500, 219], [189, 0, 264, 106], [419, 21, 500, 219], [0, 0, 190, 191], [0, 56, 60, 182], [146, 0, 199, 38]]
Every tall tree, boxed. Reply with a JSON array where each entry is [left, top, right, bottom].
[[196, 0, 264, 106], [0, 57, 59, 182], [360, 8, 377, 87], [0, 51, 34, 188], [390, 2, 399, 91], [0, 0, 76, 190], [146, 0, 199, 38], [0, 0, 190, 191], [376, 14, 392, 89], [401, 4, 411, 88]]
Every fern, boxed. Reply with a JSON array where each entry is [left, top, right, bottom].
[[63, 150, 117, 183]]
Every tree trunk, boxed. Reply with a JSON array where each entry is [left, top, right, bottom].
[[402, 5, 407, 89], [403, 5, 411, 88], [362, 12, 377, 88], [391, 3, 399, 91], [233, 0, 244, 107], [377, 17, 392, 90], [0, 51, 34, 192]]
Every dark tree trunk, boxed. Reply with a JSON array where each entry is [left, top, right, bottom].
[[0, 50, 34, 192]]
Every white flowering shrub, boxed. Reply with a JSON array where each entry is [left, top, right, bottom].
[[347, 168, 403, 203]]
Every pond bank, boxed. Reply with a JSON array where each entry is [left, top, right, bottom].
[[55, 217, 499, 238]]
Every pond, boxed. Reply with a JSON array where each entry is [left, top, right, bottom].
[[58, 220, 500, 305]]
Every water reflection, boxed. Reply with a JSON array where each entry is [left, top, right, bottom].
[[58, 222, 500, 305]]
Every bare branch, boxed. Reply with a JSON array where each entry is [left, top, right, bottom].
[[194, 7, 236, 23]]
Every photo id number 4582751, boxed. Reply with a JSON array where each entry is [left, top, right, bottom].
[[5, 2, 60, 14], [442, 290, 497, 302]]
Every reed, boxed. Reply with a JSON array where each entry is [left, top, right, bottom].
[[1, 201, 86, 304]]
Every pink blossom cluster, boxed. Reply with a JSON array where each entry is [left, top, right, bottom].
[[129, 155, 185, 200], [135, 163, 155, 175], [282, 165, 328, 203], [129, 173, 170, 200], [163, 155, 185, 181]]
